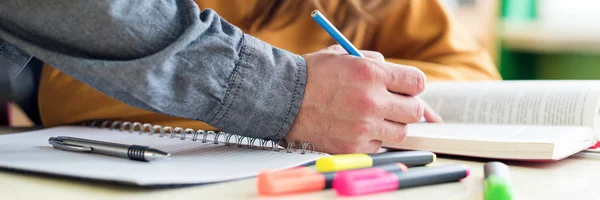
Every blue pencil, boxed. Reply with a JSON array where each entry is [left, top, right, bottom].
[[311, 10, 364, 57]]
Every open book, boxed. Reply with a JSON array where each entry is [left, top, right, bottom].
[[384, 80, 600, 161]]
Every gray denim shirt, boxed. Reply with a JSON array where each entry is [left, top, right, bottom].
[[0, 0, 307, 140]]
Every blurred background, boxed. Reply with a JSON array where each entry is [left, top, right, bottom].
[[443, 0, 600, 80], [3, 0, 600, 127]]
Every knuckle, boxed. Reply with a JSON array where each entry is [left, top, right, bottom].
[[327, 44, 344, 52], [375, 52, 384, 59], [411, 99, 425, 122], [372, 124, 386, 138], [349, 59, 381, 82], [408, 67, 426, 94], [395, 66, 426, 95], [369, 51, 385, 61], [354, 93, 381, 115], [341, 142, 362, 153], [393, 97, 424, 123], [392, 124, 408, 143], [350, 122, 372, 136]]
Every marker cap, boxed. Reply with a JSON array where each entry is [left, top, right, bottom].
[[332, 168, 398, 196], [484, 162, 510, 179], [316, 154, 373, 172], [257, 167, 326, 195], [324, 162, 409, 189]]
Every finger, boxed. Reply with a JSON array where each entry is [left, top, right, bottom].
[[360, 50, 385, 62], [324, 45, 347, 53], [423, 106, 443, 123], [417, 97, 443, 123], [364, 140, 383, 153], [371, 120, 408, 144], [324, 45, 386, 62], [383, 93, 424, 124], [380, 63, 426, 96]]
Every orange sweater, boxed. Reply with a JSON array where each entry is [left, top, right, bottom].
[[38, 0, 501, 130]]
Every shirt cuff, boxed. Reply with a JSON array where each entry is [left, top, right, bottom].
[[209, 34, 307, 140]]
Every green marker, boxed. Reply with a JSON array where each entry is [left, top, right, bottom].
[[484, 162, 513, 200]]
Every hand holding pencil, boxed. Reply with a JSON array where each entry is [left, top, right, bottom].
[[285, 10, 441, 154]]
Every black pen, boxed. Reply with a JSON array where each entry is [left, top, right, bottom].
[[49, 136, 170, 161]]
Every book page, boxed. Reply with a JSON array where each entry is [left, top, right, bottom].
[[0, 126, 327, 185], [420, 80, 600, 132]]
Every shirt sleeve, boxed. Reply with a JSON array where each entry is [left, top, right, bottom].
[[373, 0, 502, 81], [0, 0, 307, 140]]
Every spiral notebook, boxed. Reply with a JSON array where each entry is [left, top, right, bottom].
[[0, 121, 329, 186]]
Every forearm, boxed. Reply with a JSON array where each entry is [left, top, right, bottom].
[[0, 0, 306, 140]]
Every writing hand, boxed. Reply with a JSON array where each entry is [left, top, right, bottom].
[[285, 45, 440, 154]]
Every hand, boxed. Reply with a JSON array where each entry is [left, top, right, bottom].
[[285, 45, 442, 154]]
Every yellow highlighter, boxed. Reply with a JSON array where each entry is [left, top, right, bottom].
[[316, 150, 436, 172]]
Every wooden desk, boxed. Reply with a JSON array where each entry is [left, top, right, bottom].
[[2, 128, 600, 200]]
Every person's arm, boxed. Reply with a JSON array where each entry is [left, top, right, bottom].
[[0, 0, 306, 140], [374, 0, 502, 81]]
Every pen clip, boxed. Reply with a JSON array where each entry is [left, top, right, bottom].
[[49, 137, 93, 152]]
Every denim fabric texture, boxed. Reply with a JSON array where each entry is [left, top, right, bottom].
[[0, 39, 32, 101], [0, 0, 307, 140]]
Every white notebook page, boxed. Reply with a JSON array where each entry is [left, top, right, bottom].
[[0, 126, 327, 185]]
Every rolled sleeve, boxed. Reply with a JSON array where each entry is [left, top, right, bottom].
[[0, 1, 307, 140], [210, 34, 307, 140]]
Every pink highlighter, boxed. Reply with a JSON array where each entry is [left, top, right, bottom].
[[333, 164, 470, 196]]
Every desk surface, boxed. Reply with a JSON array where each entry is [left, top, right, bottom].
[[2, 128, 600, 200]]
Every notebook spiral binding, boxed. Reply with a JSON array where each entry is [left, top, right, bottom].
[[82, 120, 315, 154]]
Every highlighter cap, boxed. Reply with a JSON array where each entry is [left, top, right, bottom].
[[257, 167, 326, 196], [333, 168, 398, 196], [484, 162, 510, 179], [316, 154, 372, 172]]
